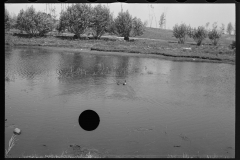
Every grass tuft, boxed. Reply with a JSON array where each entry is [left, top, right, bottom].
[[5, 134, 18, 157], [21, 152, 102, 158]]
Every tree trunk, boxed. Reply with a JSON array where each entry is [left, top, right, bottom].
[[124, 37, 129, 41], [73, 34, 78, 39], [197, 41, 202, 46]]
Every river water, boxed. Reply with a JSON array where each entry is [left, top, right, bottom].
[[5, 46, 235, 158]]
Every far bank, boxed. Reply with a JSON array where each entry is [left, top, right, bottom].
[[5, 33, 235, 64]]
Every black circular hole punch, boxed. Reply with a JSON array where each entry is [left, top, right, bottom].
[[78, 110, 100, 131]]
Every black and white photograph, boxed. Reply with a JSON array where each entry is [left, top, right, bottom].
[[5, 3, 235, 158]]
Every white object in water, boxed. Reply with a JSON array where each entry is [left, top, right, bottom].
[[13, 128, 21, 135]]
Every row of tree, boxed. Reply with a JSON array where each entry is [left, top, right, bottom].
[[158, 12, 235, 36], [5, 4, 234, 45], [5, 4, 146, 40], [172, 22, 233, 46], [205, 22, 235, 35]]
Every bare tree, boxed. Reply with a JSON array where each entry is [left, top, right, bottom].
[[220, 23, 225, 34], [50, 6, 56, 20], [205, 22, 210, 30], [159, 13, 165, 29], [234, 24, 236, 36], [143, 20, 148, 28], [212, 22, 218, 29], [227, 22, 233, 35]]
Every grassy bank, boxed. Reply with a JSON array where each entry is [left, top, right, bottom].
[[5, 132, 233, 158], [5, 153, 232, 158], [6, 153, 102, 158], [5, 28, 235, 64]]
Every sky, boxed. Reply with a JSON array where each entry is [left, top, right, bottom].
[[5, 3, 235, 30]]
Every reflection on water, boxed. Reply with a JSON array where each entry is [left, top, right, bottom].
[[5, 46, 235, 157]]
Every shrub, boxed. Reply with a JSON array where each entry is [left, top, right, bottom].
[[16, 6, 54, 36], [227, 22, 233, 35], [208, 26, 222, 46], [90, 4, 111, 39], [173, 23, 191, 44], [16, 6, 38, 36], [113, 11, 145, 41], [58, 4, 92, 38], [9, 14, 17, 30], [189, 26, 208, 46], [131, 17, 145, 37], [16, 9, 25, 33], [229, 40, 235, 49], [105, 13, 115, 35], [35, 12, 54, 36], [114, 10, 133, 41]]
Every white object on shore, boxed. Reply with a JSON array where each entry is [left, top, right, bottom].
[[13, 128, 21, 135], [182, 47, 192, 51]]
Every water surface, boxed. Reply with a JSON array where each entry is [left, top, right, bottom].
[[5, 46, 235, 157]]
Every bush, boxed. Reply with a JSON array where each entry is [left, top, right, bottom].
[[35, 12, 54, 36], [131, 17, 145, 37], [58, 4, 92, 38], [208, 26, 222, 46], [229, 40, 235, 49], [90, 5, 111, 39], [16, 6, 38, 36], [105, 13, 115, 35], [189, 26, 208, 46], [16, 6, 54, 36], [173, 23, 191, 44], [113, 11, 145, 41], [16, 9, 25, 33], [114, 11, 133, 41], [9, 14, 17, 30], [227, 22, 233, 35]]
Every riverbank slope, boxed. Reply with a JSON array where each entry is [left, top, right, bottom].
[[5, 28, 235, 64]]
